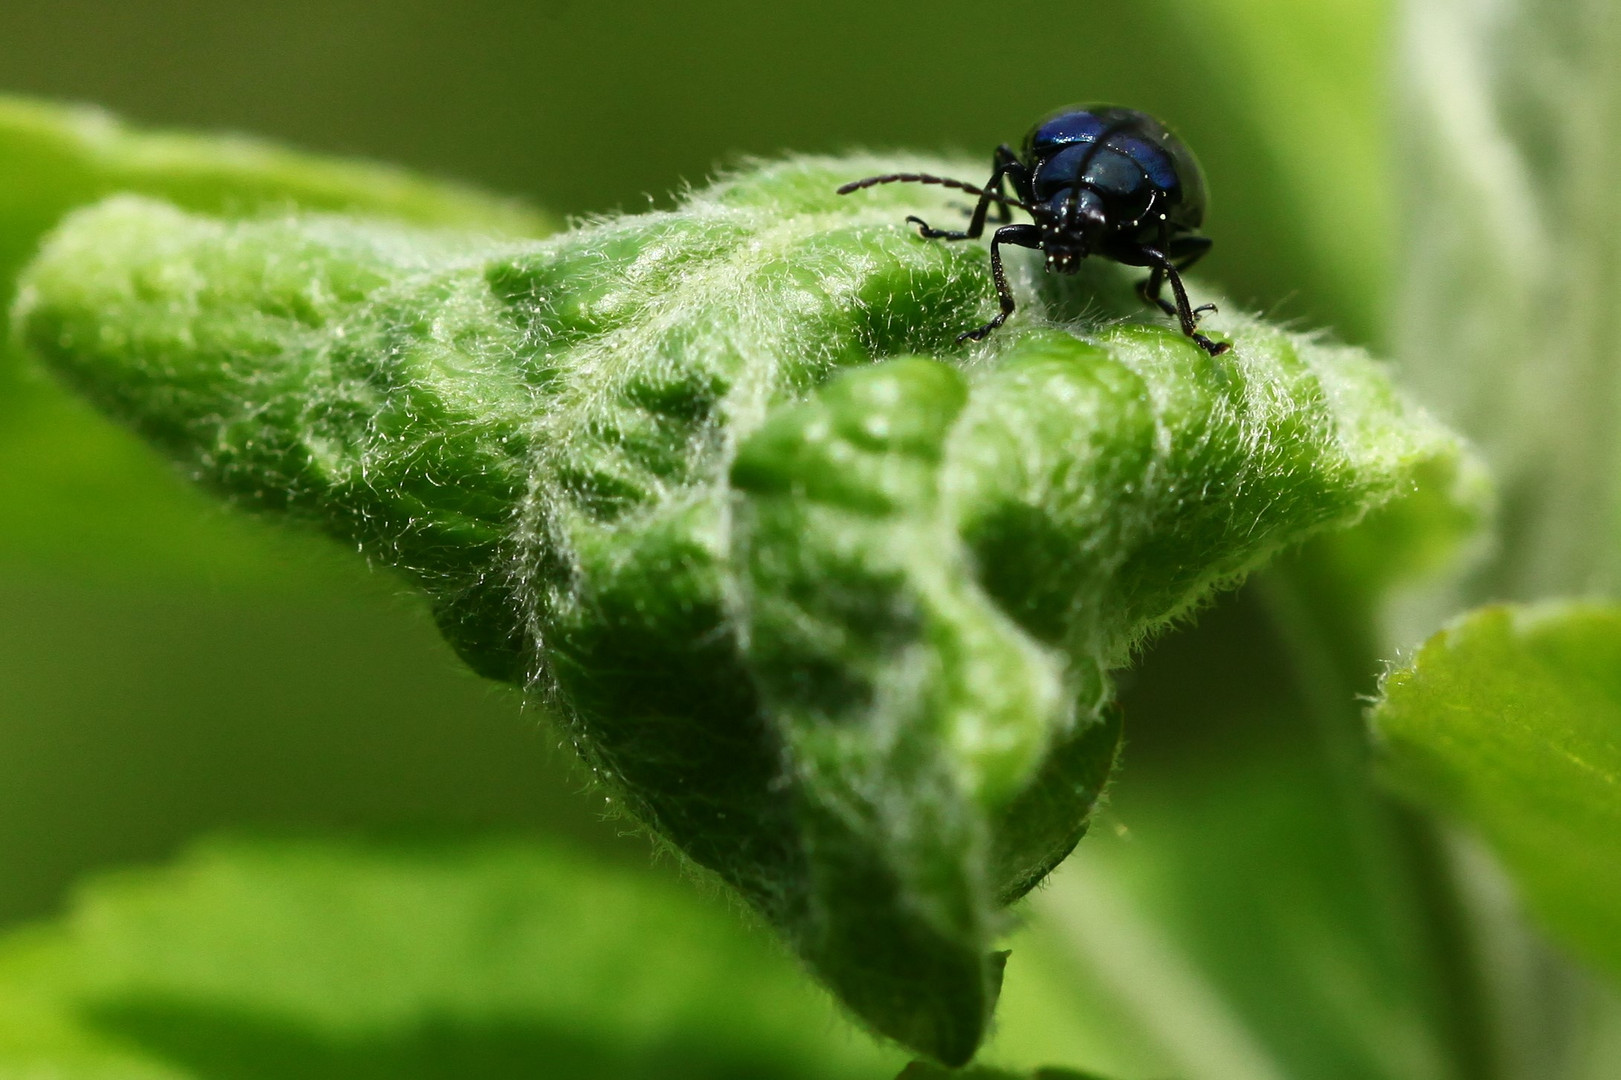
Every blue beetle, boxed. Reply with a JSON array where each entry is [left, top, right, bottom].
[[839, 105, 1228, 355]]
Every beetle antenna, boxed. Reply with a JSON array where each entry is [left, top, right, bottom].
[[836, 173, 1031, 211]]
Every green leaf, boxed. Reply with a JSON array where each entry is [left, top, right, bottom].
[[14, 158, 1465, 1062], [0, 837, 900, 1079], [1372, 602, 1621, 984]]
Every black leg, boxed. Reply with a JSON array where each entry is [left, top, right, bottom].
[[1138, 244, 1229, 356], [1139, 265, 1216, 321], [1137, 264, 1176, 317], [1167, 234, 1217, 317], [1139, 230, 1217, 319], [909, 145, 1030, 242], [958, 224, 1042, 342], [988, 145, 1020, 225]]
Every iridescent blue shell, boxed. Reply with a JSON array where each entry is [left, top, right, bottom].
[[1024, 105, 1207, 231]]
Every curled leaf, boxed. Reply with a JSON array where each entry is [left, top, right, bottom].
[[16, 157, 1463, 1062]]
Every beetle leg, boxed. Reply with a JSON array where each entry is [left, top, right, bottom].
[[988, 145, 1024, 225], [1139, 268, 1215, 320], [958, 224, 1042, 342], [906, 215, 964, 240], [1167, 234, 1217, 317], [1140, 232, 1217, 319], [1137, 265, 1177, 317], [1140, 224, 1183, 316], [1139, 245, 1229, 356], [912, 147, 1030, 241]]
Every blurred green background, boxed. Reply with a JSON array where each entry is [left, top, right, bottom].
[[0, 0, 1391, 931]]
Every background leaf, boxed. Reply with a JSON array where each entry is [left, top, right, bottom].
[[0, 836, 901, 1079], [1373, 603, 1621, 985]]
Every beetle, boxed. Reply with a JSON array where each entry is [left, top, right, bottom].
[[838, 104, 1229, 355]]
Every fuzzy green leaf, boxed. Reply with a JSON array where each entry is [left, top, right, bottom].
[[15, 158, 1463, 1062], [1373, 603, 1621, 984], [0, 837, 899, 1079]]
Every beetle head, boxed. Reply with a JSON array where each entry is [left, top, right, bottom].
[[1041, 186, 1108, 273]]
